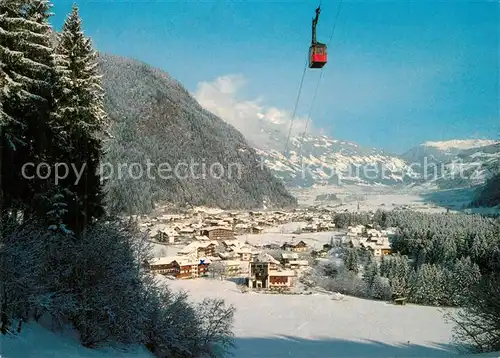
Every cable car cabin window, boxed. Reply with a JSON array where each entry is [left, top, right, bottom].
[[314, 47, 324, 55]]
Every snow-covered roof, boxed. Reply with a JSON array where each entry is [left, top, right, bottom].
[[178, 227, 195, 233], [202, 226, 233, 232], [176, 257, 211, 266], [289, 260, 309, 266], [233, 247, 252, 254], [269, 270, 295, 277], [223, 239, 241, 247], [148, 256, 182, 266], [350, 238, 361, 248], [219, 252, 237, 259], [363, 241, 391, 250], [281, 253, 299, 260], [178, 241, 218, 254], [221, 259, 248, 267], [283, 240, 307, 247], [253, 253, 280, 264]]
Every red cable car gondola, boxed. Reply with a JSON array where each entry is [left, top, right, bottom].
[[309, 6, 327, 69]]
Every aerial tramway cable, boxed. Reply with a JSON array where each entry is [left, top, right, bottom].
[[283, 56, 309, 158], [297, 0, 344, 167], [283, 0, 343, 162]]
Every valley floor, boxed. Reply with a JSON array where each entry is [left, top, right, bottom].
[[164, 277, 458, 358], [291, 185, 500, 215]]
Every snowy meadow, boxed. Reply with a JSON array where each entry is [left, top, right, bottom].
[[165, 278, 457, 358]]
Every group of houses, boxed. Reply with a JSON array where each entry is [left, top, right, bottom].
[[145, 227, 251, 278], [139, 206, 396, 291], [142, 209, 296, 239], [135, 206, 344, 246], [144, 223, 317, 291], [346, 224, 393, 257]]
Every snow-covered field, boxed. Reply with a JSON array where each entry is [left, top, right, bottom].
[[165, 278, 458, 357], [0, 323, 153, 358], [2, 278, 498, 357], [261, 221, 308, 234], [290, 184, 500, 214], [294, 188, 449, 213], [336, 193, 448, 213], [237, 229, 343, 250]]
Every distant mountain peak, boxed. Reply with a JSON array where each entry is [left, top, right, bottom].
[[257, 131, 500, 190], [422, 139, 500, 151]]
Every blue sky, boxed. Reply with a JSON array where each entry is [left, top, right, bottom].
[[50, 0, 498, 154]]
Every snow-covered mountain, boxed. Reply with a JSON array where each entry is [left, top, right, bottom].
[[254, 130, 500, 189], [400, 140, 500, 189], [421, 139, 499, 151], [202, 93, 500, 190], [257, 134, 420, 188], [401, 139, 499, 166]]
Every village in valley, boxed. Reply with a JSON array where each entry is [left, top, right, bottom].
[[139, 204, 395, 295]]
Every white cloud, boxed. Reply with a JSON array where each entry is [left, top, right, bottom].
[[193, 74, 316, 150]]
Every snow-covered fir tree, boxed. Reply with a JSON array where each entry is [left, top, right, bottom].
[[409, 264, 446, 305], [52, 4, 106, 233], [344, 248, 359, 274], [0, 0, 58, 218], [54, 4, 106, 134], [362, 253, 378, 291], [384, 253, 410, 298]]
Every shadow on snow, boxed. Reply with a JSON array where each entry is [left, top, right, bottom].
[[231, 336, 460, 357]]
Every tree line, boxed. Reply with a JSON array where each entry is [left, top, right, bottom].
[[1, 2, 234, 357]]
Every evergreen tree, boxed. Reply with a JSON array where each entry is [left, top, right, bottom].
[[0, 0, 58, 218], [370, 275, 392, 300], [344, 248, 359, 274], [409, 264, 446, 305], [52, 4, 106, 233], [446, 257, 482, 306], [363, 253, 379, 292], [379, 254, 390, 277], [388, 254, 411, 298]]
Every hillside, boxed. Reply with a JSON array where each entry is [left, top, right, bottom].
[[469, 143, 500, 207], [471, 170, 500, 208], [4, 315, 500, 358], [471, 173, 500, 208], [98, 54, 296, 213], [418, 142, 500, 190], [402, 139, 499, 164]]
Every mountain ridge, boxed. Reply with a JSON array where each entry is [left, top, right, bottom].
[[421, 139, 499, 151], [96, 53, 297, 213], [233, 116, 500, 190]]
